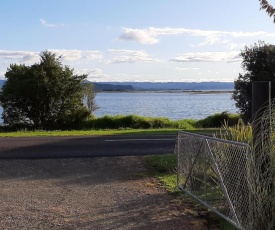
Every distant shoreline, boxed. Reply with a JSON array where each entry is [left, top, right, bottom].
[[96, 90, 233, 94]]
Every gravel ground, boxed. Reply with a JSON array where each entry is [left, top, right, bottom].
[[0, 156, 220, 229]]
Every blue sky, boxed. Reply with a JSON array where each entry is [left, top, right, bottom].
[[1, 0, 275, 82]]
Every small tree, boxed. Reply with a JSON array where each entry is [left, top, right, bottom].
[[83, 83, 98, 114], [232, 41, 275, 122], [0, 51, 96, 130]]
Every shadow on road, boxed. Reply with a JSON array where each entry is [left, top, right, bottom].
[[0, 135, 175, 159], [0, 156, 148, 184]]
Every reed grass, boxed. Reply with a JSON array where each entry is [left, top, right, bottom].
[[215, 120, 252, 144]]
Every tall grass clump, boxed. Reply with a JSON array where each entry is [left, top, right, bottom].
[[215, 113, 275, 229], [83, 114, 196, 130], [197, 111, 240, 128], [215, 120, 252, 144]]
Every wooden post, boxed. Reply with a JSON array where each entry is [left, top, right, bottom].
[[252, 81, 271, 155], [252, 81, 271, 120], [252, 81, 271, 150]]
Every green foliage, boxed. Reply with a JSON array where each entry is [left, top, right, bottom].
[[83, 114, 196, 130], [232, 41, 275, 122], [197, 112, 240, 128], [159, 174, 178, 193], [145, 154, 178, 192], [0, 51, 96, 130], [146, 154, 177, 173], [215, 120, 253, 144]]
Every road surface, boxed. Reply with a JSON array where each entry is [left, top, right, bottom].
[[0, 134, 176, 159]]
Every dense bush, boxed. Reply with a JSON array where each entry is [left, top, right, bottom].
[[197, 112, 241, 128], [232, 42, 275, 122], [0, 51, 95, 130]]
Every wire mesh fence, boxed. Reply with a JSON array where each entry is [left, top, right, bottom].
[[177, 98, 275, 230], [176, 131, 250, 229]]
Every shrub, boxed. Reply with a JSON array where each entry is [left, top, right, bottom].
[[197, 111, 241, 128]]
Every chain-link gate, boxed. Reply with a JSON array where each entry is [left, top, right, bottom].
[[176, 131, 251, 229]]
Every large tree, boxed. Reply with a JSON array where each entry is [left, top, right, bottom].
[[260, 0, 275, 22], [232, 41, 275, 122], [0, 51, 95, 130]]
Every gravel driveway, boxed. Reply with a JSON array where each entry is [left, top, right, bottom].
[[0, 156, 219, 229]]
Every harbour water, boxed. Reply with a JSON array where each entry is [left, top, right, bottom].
[[93, 91, 237, 120], [0, 91, 237, 122]]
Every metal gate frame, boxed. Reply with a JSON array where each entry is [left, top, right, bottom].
[[176, 131, 251, 229]]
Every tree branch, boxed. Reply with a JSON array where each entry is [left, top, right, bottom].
[[260, 0, 275, 23]]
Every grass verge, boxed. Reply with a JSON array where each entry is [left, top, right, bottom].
[[145, 154, 178, 193], [0, 128, 219, 137], [145, 154, 237, 230], [0, 128, 180, 137]]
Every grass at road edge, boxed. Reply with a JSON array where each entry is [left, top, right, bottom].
[[145, 154, 178, 193], [0, 128, 218, 137], [145, 154, 237, 230]]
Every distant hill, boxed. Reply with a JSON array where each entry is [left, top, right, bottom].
[[93, 82, 234, 91], [93, 82, 134, 91], [0, 80, 234, 91], [0, 80, 135, 91]]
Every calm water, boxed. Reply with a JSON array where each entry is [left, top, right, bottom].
[[0, 92, 237, 122], [94, 92, 237, 120]]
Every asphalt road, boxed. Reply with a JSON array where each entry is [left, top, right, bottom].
[[0, 134, 176, 159]]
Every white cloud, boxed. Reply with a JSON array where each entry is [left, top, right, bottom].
[[86, 69, 110, 81], [119, 28, 159, 45], [0, 71, 5, 80], [119, 27, 275, 45], [0, 49, 102, 65], [48, 49, 102, 62], [174, 67, 187, 70], [108, 49, 147, 56], [0, 50, 40, 63], [227, 43, 247, 50], [40, 18, 64, 27], [70, 68, 111, 81], [170, 51, 241, 63], [174, 67, 200, 71], [105, 49, 160, 63]]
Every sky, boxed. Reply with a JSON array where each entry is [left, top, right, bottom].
[[1, 0, 275, 82]]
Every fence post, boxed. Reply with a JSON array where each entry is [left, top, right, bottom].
[[252, 81, 271, 149], [252, 81, 271, 163], [252, 81, 271, 121]]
